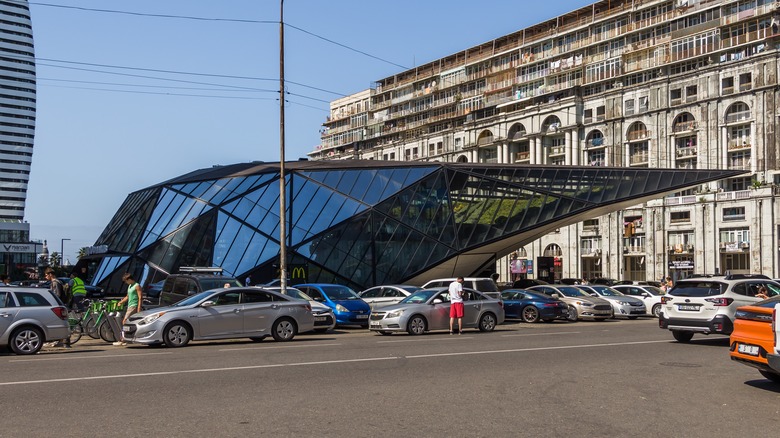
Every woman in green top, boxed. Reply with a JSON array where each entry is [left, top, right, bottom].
[[114, 272, 143, 346]]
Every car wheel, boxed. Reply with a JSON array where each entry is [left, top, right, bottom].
[[652, 304, 662, 318], [272, 317, 297, 342], [9, 326, 44, 355], [520, 306, 540, 323], [566, 306, 578, 322], [672, 330, 694, 343], [407, 315, 427, 335], [479, 313, 497, 332], [249, 337, 265, 342], [759, 370, 780, 383], [163, 322, 192, 347]]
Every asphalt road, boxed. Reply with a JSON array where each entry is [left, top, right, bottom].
[[1, 318, 778, 437]]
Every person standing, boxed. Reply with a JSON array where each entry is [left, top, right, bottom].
[[44, 268, 69, 348], [113, 272, 143, 346], [245, 275, 251, 286], [68, 272, 87, 312], [449, 277, 465, 335]]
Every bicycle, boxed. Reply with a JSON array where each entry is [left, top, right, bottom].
[[65, 298, 95, 345], [84, 300, 106, 339], [95, 300, 124, 343]]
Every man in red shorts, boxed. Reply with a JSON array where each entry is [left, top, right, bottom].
[[449, 277, 465, 334]]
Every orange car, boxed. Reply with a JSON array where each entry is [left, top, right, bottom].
[[729, 297, 780, 383]]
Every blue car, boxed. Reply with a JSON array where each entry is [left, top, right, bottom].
[[295, 284, 371, 327], [501, 289, 568, 323]]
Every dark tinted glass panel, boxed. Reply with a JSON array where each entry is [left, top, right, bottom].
[[213, 214, 243, 273], [335, 171, 359, 196], [209, 177, 251, 206], [348, 171, 374, 201]]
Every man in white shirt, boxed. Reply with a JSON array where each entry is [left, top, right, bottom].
[[449, 277, 465, 334]]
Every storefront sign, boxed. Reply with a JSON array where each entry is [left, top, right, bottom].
[[668, 260, 694, 270], [0, 243, 38, 253]]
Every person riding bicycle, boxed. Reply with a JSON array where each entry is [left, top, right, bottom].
[[69, 272, 88, 312]]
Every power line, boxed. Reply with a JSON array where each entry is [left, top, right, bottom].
[[28, 1, 409, 70], [37, 84, 280, 100]]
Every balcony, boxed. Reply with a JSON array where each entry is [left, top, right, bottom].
[[673, 121, 697, 133], [514, 151, 530, 162], [586, 138, 606, 149], [727, 161, 751, 171], [627, 129, 650, 142], [629, 152, 649, 165], [676, 146, 697, 158], [548, 146, 565, 157], [727, 140, 751, 151], [668, 244, 694, 253], [725, 110, 751, 124], [623, 246, 645, 254], [716, 190, 751, 201]]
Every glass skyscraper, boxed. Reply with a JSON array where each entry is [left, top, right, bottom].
[[79, 160, 740, 294]]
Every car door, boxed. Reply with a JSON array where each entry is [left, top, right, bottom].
[[359, 287, 383, 309], [501, 292, 521, 318], [197, 291, 244, 337], [0, 292, 19, 339], [461, 290, 482, 327], [241, 291, 281, 336], [427, 291, 451, 330]]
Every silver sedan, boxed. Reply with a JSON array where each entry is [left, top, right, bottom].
[[122, 287, 315, 347], [577, 285, 646, 319], [368, 287, 505, 335], [358, 285, 422, 310]]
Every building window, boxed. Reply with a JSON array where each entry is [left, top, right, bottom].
[[739, 72, 752, 91], [671, 88, 682, 105], [596, 106, 606, 121], [638, 96, 649, 112], [685, 85, 697, 102], [722, 77, 734, 94], [584, 109, 593, 124], [722, 207, 745, 221], [625, 99, 635, 116], [670, 211, 691, 223]]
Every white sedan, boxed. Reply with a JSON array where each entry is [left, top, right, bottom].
[[612, 285, 665, 317]]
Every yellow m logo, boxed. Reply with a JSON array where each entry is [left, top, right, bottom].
[[291, 266, 306, 279]]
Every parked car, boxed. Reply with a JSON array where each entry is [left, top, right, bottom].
[[511, 278, 549, 289], [729, 296, 780, 383], [421, 278, 501, 299], [500, 289, 568, 323], [659, 274, 780, 343], [613, 284, 665, 317], [158, 268, 242, 306], [590, 278, 619, 286], [122, 287, 314, 347], [295, 284, 371, 327], [576, 285, 646, 319], [558, 278, 585, 285], [0, 287, 70, 355], [368, 287, 504, 335], [35, 278, 106, 299], [358, 285, 422, 309], [144, 280, 165, 300], [265, 286, 336, 332], [528, 285, 612, 321]]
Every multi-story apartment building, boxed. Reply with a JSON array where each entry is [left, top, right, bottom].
[[0, 0, 41, 276], [310, 0, 780, 283]]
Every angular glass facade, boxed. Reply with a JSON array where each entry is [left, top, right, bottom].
[[80, 161, 742, 294]]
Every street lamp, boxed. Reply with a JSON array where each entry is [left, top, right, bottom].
[[61, 238, 70, 268]]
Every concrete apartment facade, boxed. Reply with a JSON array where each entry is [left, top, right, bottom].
[[310, 0, 780, 283]]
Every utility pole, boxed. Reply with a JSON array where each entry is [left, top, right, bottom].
[[278, 0, 287, 292]]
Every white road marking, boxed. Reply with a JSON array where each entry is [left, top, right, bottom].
[[9, 352, 172, 363], [0, 339, 671, 386], [218, 343, 342, 352], [501, 331, 581, 337], [377, 337, 474, 343]]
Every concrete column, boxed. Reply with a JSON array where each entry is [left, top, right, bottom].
[[721, 126, 728, 170], [535, 137, 543, 164], [565, 130, 573, 165]]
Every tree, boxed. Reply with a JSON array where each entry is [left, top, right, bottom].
[[78, 247, 87, 259], [49, 252, 61, 267]]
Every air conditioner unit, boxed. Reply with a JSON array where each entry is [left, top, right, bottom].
[[719, 242, 726, 249], [741, 242, 750, 249]]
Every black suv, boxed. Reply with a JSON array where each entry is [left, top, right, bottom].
[[158, 268, 242, 306]]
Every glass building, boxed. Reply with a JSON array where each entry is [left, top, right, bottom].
[[79, 161, 740, 294]]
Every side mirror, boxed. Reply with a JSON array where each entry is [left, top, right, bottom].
[[641, 292, 650, 297], [551, 293, 560, 299], [432, 298, 443, 304], [590, 293, 598, 297], [201, 301, 215, 307]]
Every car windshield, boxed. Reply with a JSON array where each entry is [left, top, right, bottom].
[[557, 286, 588, 297], [669, 281, 726, 297], [282, 288, 314, 301], [401, 290, 439, 304], [643, 287, 663, 296], [592, 286, 623, 296], [172, 291, 214, 307], [322, 285, 360, 300]]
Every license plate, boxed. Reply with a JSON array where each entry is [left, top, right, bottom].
[[370, 324, 382, 329], [678, 304, 699, 311], [737, 343, 759, 356], [122, 325, 133, 332], [314, 316, 326, 322], [356, 314, 369, 319]]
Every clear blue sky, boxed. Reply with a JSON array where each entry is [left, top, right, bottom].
[[25, 0, 591, 263]]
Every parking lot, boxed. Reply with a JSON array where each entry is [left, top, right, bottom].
[[1, 318, 778, 437]]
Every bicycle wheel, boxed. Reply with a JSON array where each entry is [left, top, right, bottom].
[[68, 322, 83, 345], [98, 319, 116, 343], [85, 315, 100, 339]]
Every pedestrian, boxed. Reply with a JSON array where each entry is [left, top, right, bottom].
[[113, 272, 143, 346], [756, 285, 769, 299], [665, 276, 673, 290], [0, 274, 11, 286], [449, 276, 465, 335], [68, 272, 87, 312], [245, 275, 251, 286], [44, 268, 69, 348]]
